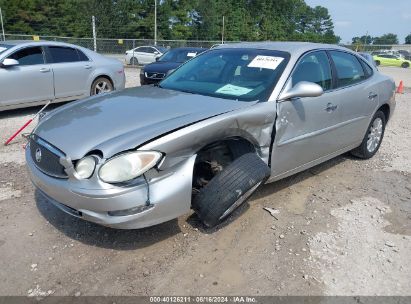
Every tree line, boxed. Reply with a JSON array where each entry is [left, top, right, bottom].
[[0, 0, 341, 43], [352, 33, 411, 45]]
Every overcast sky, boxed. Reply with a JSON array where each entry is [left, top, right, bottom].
[[305, 0, 410, 44]]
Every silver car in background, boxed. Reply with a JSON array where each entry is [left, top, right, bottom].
[[0, 41, 126, 111], [26, 42, 396, 230], [125, 45, 168, 65]]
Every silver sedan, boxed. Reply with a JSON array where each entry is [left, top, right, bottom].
[[26, 42, 395, 229], [0, 41, 126, 111]]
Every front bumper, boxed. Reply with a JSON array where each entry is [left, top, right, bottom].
[[26, 147, 196, 229]]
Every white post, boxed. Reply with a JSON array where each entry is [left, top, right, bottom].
[[92, 15, 97, 52], [222, 16, 225, 44], [154, 0, 157, 46], [0, 8, 5, 41]]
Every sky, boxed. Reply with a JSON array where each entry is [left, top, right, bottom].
[[305, 0, 410, 44]]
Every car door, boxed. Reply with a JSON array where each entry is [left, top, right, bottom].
[[327, 50, 377, 148], [0, 46, 54, 107], [271, 51, 341, 177], [46, 46, 91, 99]]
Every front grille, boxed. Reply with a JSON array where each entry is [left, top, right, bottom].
[[145, 72, 165, 79], [30, 135, 68, 178]]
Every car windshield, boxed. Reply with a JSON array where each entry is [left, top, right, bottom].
[[0, 44, 12, 55], [158, 49, 202, 63], [157, 46, 168, 54], [160, 48, 289, 102]]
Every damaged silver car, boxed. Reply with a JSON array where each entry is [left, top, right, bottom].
[[26, 42, 396, 229]]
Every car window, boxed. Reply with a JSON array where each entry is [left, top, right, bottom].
[[158, 49, 200, 63], [77, 49, 89, 61], [48, 46, 80, 63], [330, 51, 366, 87], [146, 47, 157, 54], [8, 46, 44, 66], [160, 48, 290, 102], [360, 59, 373, 76], [139, 47, 151, 53], [291, 51, 332, 91]]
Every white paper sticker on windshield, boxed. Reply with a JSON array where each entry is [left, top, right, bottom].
[[187, 52, 197, 57], [0, 47, 7, 53], [216, 84, 252, 96], [248, 55, 284, 70]]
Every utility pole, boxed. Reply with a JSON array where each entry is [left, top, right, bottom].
[[0, 7, 5, 41], [221, 16, 225, 44], [154, 0, 157, 46], [92, 16, 97, 52]]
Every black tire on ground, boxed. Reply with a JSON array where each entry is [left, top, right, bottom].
[[350, 110, 386, 159], [375, 60, 380, 66], [192, 153, 270, 228], [90, 77, 113, 95], [130, 57, 139, 65], [401, 62, 409, 68]]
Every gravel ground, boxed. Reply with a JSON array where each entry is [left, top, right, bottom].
[[0, 68, 409, 296]]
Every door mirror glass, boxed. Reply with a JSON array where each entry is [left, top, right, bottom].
[[279, 81, 323, 101], [1, 58, 19, 68]]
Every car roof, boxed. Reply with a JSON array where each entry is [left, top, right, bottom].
[[216, 41, 351, 56], [2, 40, 87, 49]]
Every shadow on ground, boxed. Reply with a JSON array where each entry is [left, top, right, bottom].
[[35, 190, 181, 250]]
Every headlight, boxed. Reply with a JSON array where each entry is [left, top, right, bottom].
[[75, 156, 96, 179], [99, 151, 162, 183]]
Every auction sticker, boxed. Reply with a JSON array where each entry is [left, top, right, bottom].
[[248, 55, 284, 70]]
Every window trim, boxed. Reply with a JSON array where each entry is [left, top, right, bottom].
[[7, 45, 47, 66], [76, 49, 90, 62]]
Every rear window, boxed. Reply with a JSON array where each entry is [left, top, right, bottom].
[[330, 51, 366, 87], [48, 46, 80, 63]]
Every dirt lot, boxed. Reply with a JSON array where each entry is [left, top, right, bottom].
[[0, 68, 410, 296]]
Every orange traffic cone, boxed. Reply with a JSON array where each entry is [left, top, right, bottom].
[[396, 81, 404, 94]]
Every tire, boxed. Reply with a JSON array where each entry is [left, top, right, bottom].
[[192, 153, 270, 228], [90, 77, 113, 95], [351, 111, 386, 159], [375, 60, 380, 66], [130, 57, 139, 65], [401, 62, 409, 68]]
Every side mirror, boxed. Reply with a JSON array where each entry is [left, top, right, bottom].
[[155, 57, 160, 62], [278, 81, 323, 101], [154, 51, 159, 55], [0, 58, 19, 68]]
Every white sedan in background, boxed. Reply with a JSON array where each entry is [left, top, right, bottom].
[[0, 40, 126, 111], [125, 45, 168, 65]]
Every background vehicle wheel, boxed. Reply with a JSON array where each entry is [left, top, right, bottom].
[[192, 153, 270, 228], [375, 60, 380, 66], [401, 62, 409, 68], [130, 57, 139, 65], [351, 111, 386, 159], [91, 77, 113, 95]]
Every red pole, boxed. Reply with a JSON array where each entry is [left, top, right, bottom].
[[4, 119, 33, 145]]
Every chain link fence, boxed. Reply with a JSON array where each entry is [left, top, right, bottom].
[[4, 33, 411, 63]]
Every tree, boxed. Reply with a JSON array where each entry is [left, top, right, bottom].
[[373, 33, 399, 45], [405, 33, 411, 44], [352, 35, 373, 45]]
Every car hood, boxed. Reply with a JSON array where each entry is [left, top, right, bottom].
[[143, 61, 182, 74], [34, 86, 254, 160]]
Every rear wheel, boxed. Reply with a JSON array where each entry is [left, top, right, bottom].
[[91, 77, 113, 95], [351, 111, 386, 159], [401, 62, 409, 68], [192, 153, 270, 228]]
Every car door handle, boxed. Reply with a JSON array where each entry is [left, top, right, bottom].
[[325, 103, 338, 112], [368, 93, 378, 100], [39, 68, 50, 73], [84, 65, 92, 69]]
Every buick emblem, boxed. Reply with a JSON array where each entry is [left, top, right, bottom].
[[35, 148, 42, 163]]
